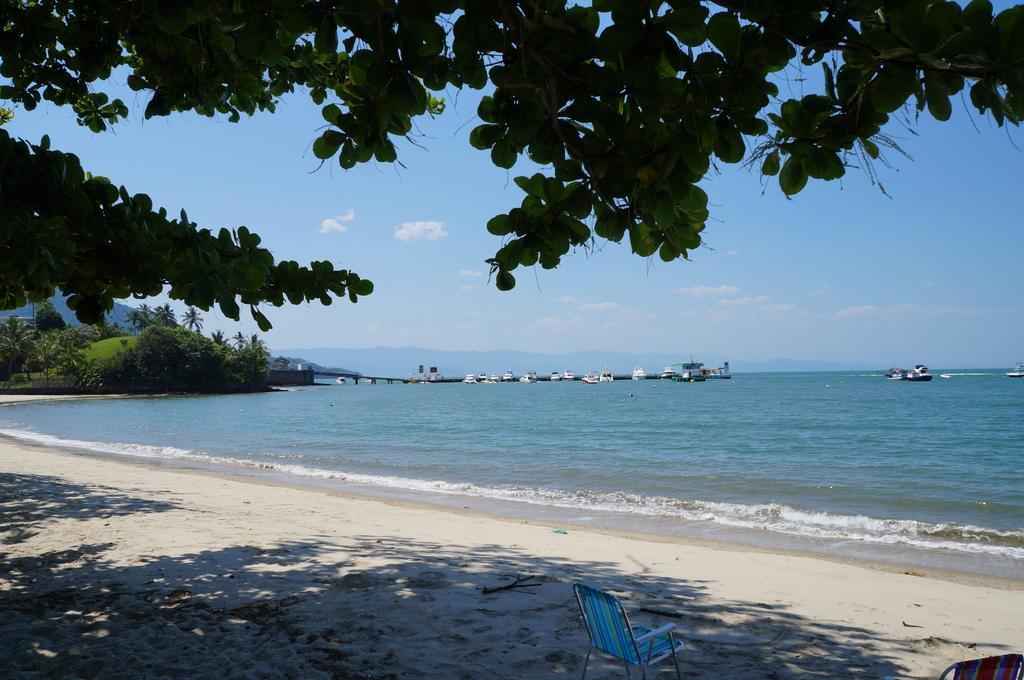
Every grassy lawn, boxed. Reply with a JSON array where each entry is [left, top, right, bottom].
[[85, 336, 137, 362]]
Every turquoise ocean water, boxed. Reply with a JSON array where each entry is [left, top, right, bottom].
[[2, 371, 1022, 577]]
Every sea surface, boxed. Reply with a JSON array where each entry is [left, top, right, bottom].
[[2, 371, 1022, 578]]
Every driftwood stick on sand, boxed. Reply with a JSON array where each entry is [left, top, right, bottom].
[[481, 576, 543, 594]]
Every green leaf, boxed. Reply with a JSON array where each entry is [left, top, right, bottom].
[[321, 104, 342, 124], [925, 78, 953, 121], [218, 294, 240, 320], [496, 270, 516, 291], [251, 307, 272, 331], [779, 157, 808, 195], [708, 13, 741, 61], [312, 131, 344, 159], [761, 151, 780, 176], [487, 214, 512, 235], [491, 139, 517, 169], [352, 278, 374, 296]]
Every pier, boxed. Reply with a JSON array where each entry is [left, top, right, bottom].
[[313, 371, 404, 385]]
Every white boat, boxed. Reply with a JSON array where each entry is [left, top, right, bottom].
[[482, 379, 496, 384], [885, 367, 905, 381], [660, 365, 677, 380], [562, 370, 575, 381], [519, 370, 538, 383], [478, 373, 487, 382], [905, 365, 933, 382], [631, 367, 646, 381], [1008, 362, 1024, 378], [705, 361, 731, 379], [490, 373, 501, 382], [502, 370, 515, 382], [599, 369, 614, 382], [581, 372, 599, 384], [549, 372, 562, 381], [463, 374, 477, 384], [336, 376, 347, 384]]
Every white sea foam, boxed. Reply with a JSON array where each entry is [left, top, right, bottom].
[[3, 427, 1022, 560]]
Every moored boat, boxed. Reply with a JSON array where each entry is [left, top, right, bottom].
[[660, 365, 677, 380], [463, 373, 477, 384], [490, 373, 501, 382], [631, 367, 647, 381], [549, 372, 562, 381], [336, 376, 347, 384], [502, 370, 515, 382], [885, 367, 905, 381], [519, 370, 538, 383], [562, 370, 576, 381], [1008, 362, 1024, 378], [599, 369, 614, 382], [581, 372, 599, 384], [904, 365, 933, 382]]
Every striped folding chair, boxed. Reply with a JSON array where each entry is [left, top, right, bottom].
[[939, 654, 1024, 680], [572, 583, 684, 679]]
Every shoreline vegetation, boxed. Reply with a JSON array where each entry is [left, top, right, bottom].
[[2, 394, 1022, 677], [1, 303, 272, 395]]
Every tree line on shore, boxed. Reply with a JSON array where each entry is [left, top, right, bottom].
[[1, 302, 268, 391]]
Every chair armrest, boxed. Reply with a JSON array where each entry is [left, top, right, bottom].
[[634, 622, 676, 643]]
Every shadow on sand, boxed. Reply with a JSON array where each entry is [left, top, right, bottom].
[[0, 472, 993, 679]]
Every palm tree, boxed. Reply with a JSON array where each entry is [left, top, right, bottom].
[[182, 307, 203, 333], [210, 330, 227, 345], [0, 317, 35, 383], [248, 334, 267, 353], [125, 308, 152, 333], [35, 335, 61, 380], [232, 331, 247, 348], [153, 303, 177, 328]]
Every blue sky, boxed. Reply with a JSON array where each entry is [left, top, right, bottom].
[[6, 45, 1023, 367]]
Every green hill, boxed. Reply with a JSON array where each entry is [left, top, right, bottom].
[[85, 337, 137, 362]]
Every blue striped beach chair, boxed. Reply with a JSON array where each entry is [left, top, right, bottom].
[[572, 583, 684, 679]]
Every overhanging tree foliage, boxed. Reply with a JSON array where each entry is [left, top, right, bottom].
[[1, 0, 1022, 327]]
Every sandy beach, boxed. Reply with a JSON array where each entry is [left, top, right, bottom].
[[1, 397, 1022, 678]]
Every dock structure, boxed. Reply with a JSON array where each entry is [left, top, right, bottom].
[[315, 369, 729, 384], [402, 374, 673, 383], [313, 371, 403, 385]]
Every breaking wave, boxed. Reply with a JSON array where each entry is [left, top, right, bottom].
[[3, 427, 1022, 560]]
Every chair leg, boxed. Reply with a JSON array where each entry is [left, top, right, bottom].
[[580, 647, 591, 680], [671, 645, 682, 680], [623, 660, 631, 679]]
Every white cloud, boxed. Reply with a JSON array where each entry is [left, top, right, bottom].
[[837, 305, 880, 317], [809, 284, 829, 297], [671, 284, 741, 298], [458, 284, 478, 291], [577, 302, 620, 313], [726, 250, 739, 256], [458, 269, 483, 278], [366, 322, 382, 332], [718, 295, 769, 306], [763, 303, 796, 314], [837, 304, 1003, 318], [394, 220, 448, 242], [555, 295, 582, 304], [456, 322, 479, 332], [319, 208, 355, 234]]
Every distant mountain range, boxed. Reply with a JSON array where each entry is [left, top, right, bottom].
[[271, 355, 361, 376], [271, 345, 874, 377], [0, 294, 136, 328]]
